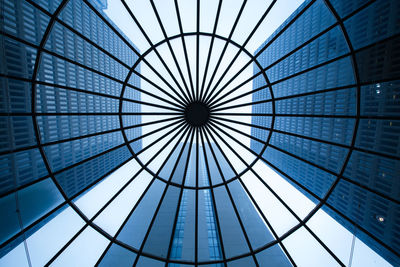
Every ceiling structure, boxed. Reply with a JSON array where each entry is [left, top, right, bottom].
[[0, 0, 399, 266]]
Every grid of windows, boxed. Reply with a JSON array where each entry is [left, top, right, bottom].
[[0, 0, 399, 266], [251, 0, 400, 265]]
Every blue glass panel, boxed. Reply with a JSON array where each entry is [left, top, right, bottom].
[[326, 180, 400, 266], [37, 115, 120, 143], [0, 77, 32, 113], [356, 119, 400, 157], [143, 186, 180, 257], [360, 80, 400, 117], [19, 179, 63, 227], [118, 179, 165, 249], [256, 244, 292, 267], [344, 0, 400, 50], [256, 0, 336, 68], [272, 57, 355, 98], [98, 243, 137, 267], [170, 189, 195, 262], [269, 132, 349, 174], [228, 180, 274, 250], [0, 149, 48, 195], [227, 256, 256, 267], [274, 116, 355, 145], [0, 193, 20, 245], [136, 256, 164, 267], [275, 88, 356, 115], [344, 151, 400, 202], [213, 186, 249, 258], [266, 26, 349, 83], [0, 1, 50, 45], [36, 53, 123, 97], [55, 145, 131, 197], [262, 146, 336, 199]]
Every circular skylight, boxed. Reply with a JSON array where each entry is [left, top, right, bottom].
[[0, 0, 398, 266]]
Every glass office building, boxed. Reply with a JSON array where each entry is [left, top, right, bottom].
[[0, 0, 399, 266], [251, 0, 400, 265], [0, 0, 141, 261]]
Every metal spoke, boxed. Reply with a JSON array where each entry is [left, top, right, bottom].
[[0, 116, 183, 157], [198, 0, 223, 102], [132, 128, 196, 266], [202, 124, 259, 265], [206, 121, 345, 266], [201, 0, 247, 104], [46, 124, 192, 266], [97, 127, 194, 266], [121, 0, 191, 105], [202, 0, 277, 105], [174, 0, 196, 101]]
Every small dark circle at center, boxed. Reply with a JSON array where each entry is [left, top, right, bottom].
[[184, 101, 210, 127]]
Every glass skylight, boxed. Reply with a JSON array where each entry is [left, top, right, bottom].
[[0, 0, 399, 266]]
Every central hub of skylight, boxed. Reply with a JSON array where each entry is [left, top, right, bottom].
[[184, 101, 210, 127]]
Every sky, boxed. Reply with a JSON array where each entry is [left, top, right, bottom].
[[0, 1, 393, 266], [100, 1, 392, 266]]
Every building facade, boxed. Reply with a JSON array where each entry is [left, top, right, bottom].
[[97, 143, 292, 266], [251, 0, 400, 265], [0, 0, 141, 258]]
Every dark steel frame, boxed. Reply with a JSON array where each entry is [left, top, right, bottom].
[[0, 0, 399, 266]]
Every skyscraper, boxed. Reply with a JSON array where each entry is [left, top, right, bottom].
[[0, 0, 141, 258], [0, 0, 398, 266], [251, 0, 400, 265]]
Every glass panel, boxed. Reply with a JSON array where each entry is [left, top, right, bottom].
[[143, 185, 180, 257], [344, 0, 400, 50], [0, 1, 50, 45], [262, 146, 336, 199], [198, 188, 222, 262], [256, 0, 336, 67], [44, 131, 124, 172], [356, 119, 400, 157], [343, 151, 400, 202], [275, 88, 356, 116], [253, 161, 316, 220], [52, 226, 109, 266], [19, 179, 64, 228], [356, 33, 400, 84], [25, 206, 85, 266], [0, 243, 29, 267], [241, 170, 298, 236], [351, 237, 393, 267], [272, 57, 355, 99], [136, 255, 164, 267], [360, 80, 400, 117], [55, 146, 131, 197], [37, 115, 120, 143], [0, 75, 33, 113], [117, 179, 165, 249], [203, 143, 223, 186], [171, 189, 195, 262], [326, 179, 400, 261], [74, 159, 141, 218], [227, 256, 256, 267], [255, 244, 292, 267], [0, 148, 47, 195], [98, 243, 137, 267], [266, 26, 349, 83], [283, 227, 340, 267], [213, 186, 249, 258], [228, 180, 275, 249], [0, 193, 20, 244], [93, 169, 152, 236], [273, 116, 355, 146], [306, 208, 353, 265]]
